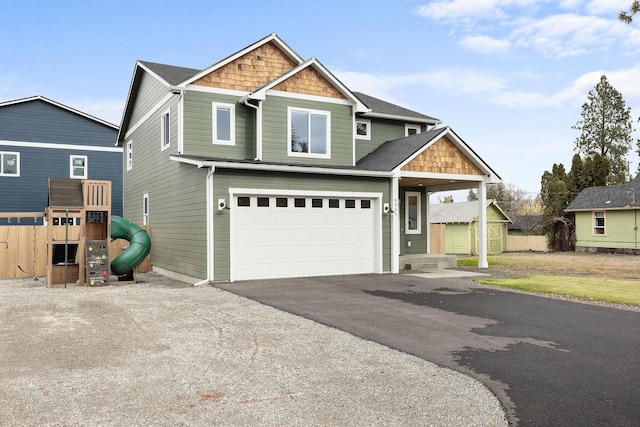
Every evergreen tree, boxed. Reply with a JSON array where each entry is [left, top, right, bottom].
[[540, 164, 571, 219], [582, 154, 611, 188], [568, 154, 584, 196], [572, 75, 634, 184]]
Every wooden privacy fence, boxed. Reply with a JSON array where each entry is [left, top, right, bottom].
[[0, 225, 151, 279], [506, 235, 548, 252], [429, 224, 446, 255]]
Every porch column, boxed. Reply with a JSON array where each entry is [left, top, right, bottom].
[[391, 176, 400, 273], [477, 180, 488, 268], [425, 191, 431, 254]]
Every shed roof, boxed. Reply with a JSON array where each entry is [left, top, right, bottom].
[[429, 199, 510, 224]]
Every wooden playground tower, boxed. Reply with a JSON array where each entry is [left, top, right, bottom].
[[46, 178, 112, 288]]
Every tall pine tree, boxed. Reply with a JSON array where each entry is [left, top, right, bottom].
[[572, 75, 634, 184]]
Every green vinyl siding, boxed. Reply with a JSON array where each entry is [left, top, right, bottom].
[[124, 96, 209, 280], [182, 91, 254, 159], [356, 119, 406, 160], [262, 95, 354, 166], [575, 210, 640, 250], [130, 71, 170, 126], [485, 205, 507, 221], [446, 224, 471, 254], [211, 169, 391, 281]]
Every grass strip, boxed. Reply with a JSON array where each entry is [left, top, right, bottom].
[[478, 275, 640, 306]]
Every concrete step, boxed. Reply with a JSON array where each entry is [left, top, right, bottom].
[[400, 254, 457, 270]]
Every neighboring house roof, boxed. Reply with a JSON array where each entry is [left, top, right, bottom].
[[354, 92, 441, 125], [0, 95, 118, 130], [566, 175, 640, 212], [508, 214, 543, 231], [429, 199, 511, 224]]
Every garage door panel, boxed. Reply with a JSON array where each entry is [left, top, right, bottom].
[[231, 194, 378, 281]]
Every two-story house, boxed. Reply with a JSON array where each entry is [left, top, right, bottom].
[[0, 96, 122, 224], [117, 33, 500, 283]]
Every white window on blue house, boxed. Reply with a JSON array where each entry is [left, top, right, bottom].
[[405, 191, 421, 234], [70, 155, 87, 179], [212, 102, 235, 145], [288, 107, 330, 158], [127, 141, 133, 171], [161, 109, 171, 150], [0, 152, 19, 177], [355, 119, 371, 140], [143, 193, 149, 225], [593, 211, 605, 235]]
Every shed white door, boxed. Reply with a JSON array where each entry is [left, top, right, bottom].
[[231, 194, 379, 281]]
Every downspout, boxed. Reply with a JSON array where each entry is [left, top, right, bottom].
[[194, 166, 216, 286], [243, 98, 262, 161]]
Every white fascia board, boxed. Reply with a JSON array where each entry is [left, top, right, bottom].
[[169, 156, 392, 178], [123, 92, 175, 140], [361, 111, 441, 125], [182, 33, 304, 87], [0, 139, 122, 153], [137, 61, 172, 87], [400, 170, 487, 181]]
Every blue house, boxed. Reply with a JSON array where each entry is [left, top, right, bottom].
[[0, 96, 122, 224]]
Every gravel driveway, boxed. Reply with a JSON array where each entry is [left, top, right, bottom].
[[0, 273, 506, 426]]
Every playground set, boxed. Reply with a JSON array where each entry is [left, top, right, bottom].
[[45, 178, 150, 288]]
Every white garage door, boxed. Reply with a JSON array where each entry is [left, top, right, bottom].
[[231, 193, 380, 281]]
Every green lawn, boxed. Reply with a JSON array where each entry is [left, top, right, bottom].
[[478, 275, 640, 306], [457, 254, 640, 307]]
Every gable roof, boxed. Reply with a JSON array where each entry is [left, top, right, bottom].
[[508, 214, 543, 231], [0, 95, 118, 130], [242, 57, 368, 112], [429, 199, 510, 224], [566, 175, 640, 211], [356, 126, 500, 182], [354, 92, 441, 125], [138, 61, 200, 86]]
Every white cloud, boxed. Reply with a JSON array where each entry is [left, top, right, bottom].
[[65, 98, 125, 125], [414, 0, 541, 21], [585, 0, 630, 14], [459, 35, 511, 54], [511, 13, 627, 57]]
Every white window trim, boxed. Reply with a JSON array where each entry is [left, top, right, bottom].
[[0, 151, 20, 177], [593, 211, 605, 236], [70, 155, 88, 179], [355, 118, 371, 140], [212, 102, 235, 146], [143, 193, 149, 226], [161, 108, 171, 151], [405, 123, 421, 137], [405, 191, 421, 234], [126, 140, 133, 171], [287, 106, 331, 159]]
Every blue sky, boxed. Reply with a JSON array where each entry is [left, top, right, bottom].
[[2, 0, 639, 199]]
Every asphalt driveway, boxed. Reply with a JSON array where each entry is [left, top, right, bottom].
[[218, 273, 640, 426]]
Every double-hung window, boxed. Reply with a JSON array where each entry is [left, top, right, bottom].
[[405, 191, 421, 234], [0, 152, 19, 177], [161, 109, 171, 150], [70, 155, 87, 179], [212, 102, 235, 145], [288, 107, 330, 158], [593, 211, 605, 235]]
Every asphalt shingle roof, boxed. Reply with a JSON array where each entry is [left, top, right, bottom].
[[356, 127, 445, 172], [139, 61, 200, 86], [566, 175, 640, 211], [429, 200, 500, 224], [353, 92, 440, 123]]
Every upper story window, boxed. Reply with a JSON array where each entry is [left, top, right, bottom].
[[405, 191, 421, 234], [0, 152, 19, 177], [288, 107, 331, 158], [593, 211, 605, 235], [70, 155, 87, 179], [355, 119, 371, 140], [405, 124, 421, 136], [212, 102, 235, 145], [126, 141, 133, 171], [161, 109, 170, 150]]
